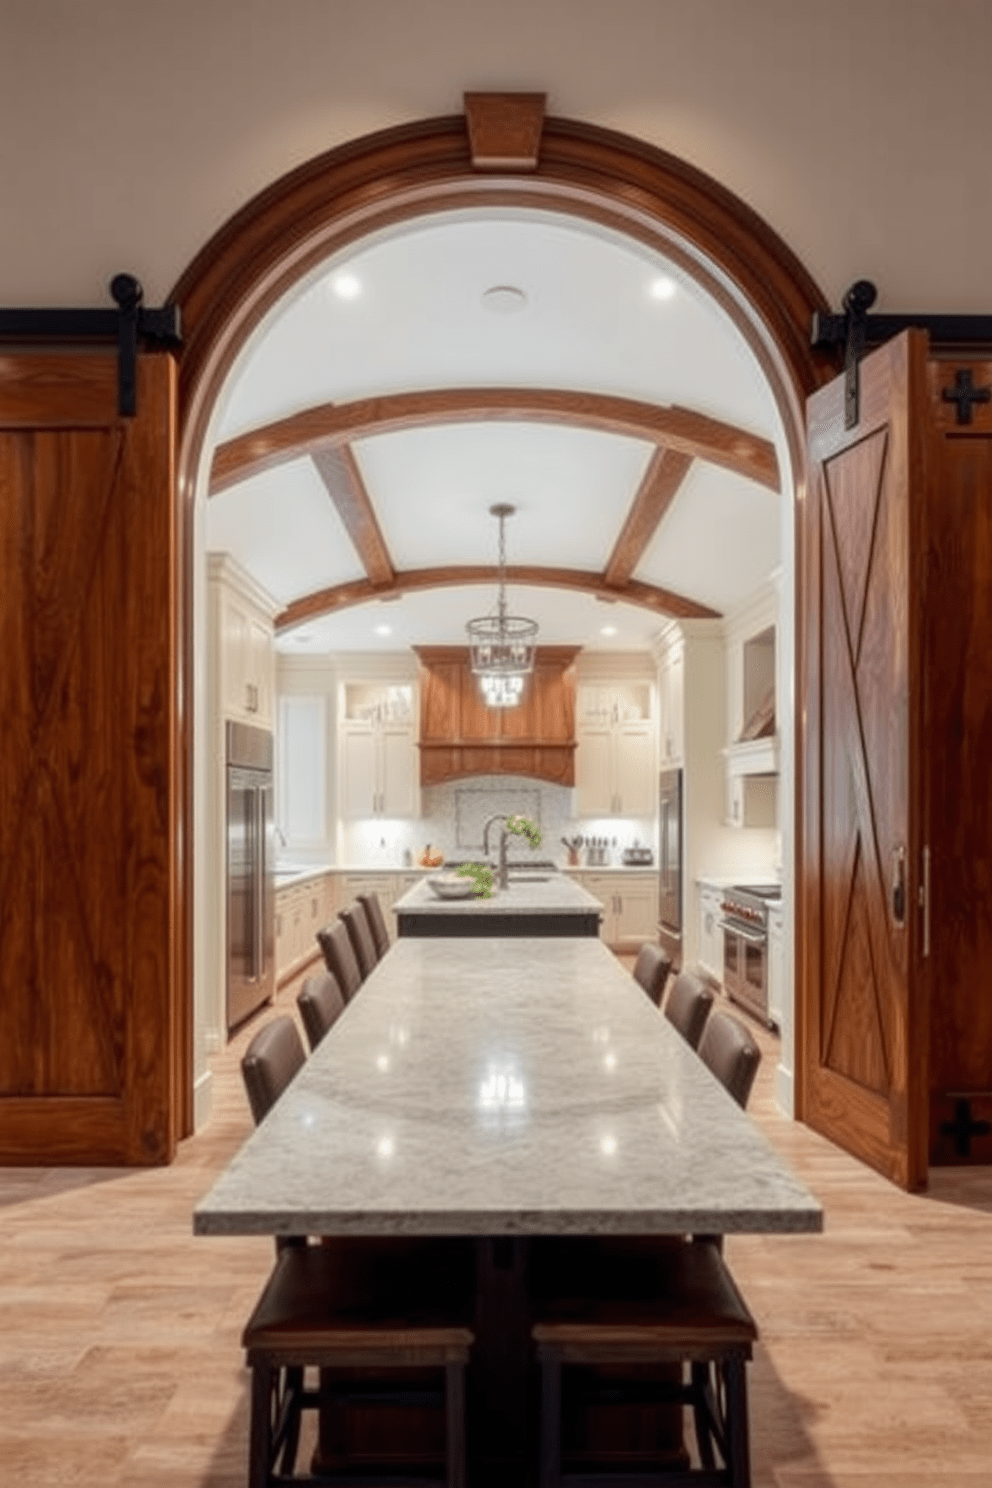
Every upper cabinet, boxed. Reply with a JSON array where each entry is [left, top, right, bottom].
[[208, 553, 279, 730], [656, 630, 685, 768], [415, 646, 579, 786], [575, 667, 656, 818], [339, 680, 419, 819]]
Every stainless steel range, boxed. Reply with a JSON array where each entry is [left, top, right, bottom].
[[719, 883, 781, 1028]]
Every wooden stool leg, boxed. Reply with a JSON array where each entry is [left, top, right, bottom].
[[445, 1360, 466, 1488], [691, 1360, 717, 1470], [723, 1356, 752, 1488], [248, 1359, 274, 1488], [279, 1364, 304, 1477], [539, 1348, 562, 1488]]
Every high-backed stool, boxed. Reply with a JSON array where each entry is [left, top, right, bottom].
[[532, 1237, 758, 1487], [243, 1237, 474, 1488], [698, 1010, 762, 1111], [338, 900, 379, 981], [241, 1015, 307, 1127], [662, 970, 714, 1051], [357, 890, 391, 960], [317, 919, 363, 1002], [296, 971, 346, 1052], [632, 943, 673, 1006]]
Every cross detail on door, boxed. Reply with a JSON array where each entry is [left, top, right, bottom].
[[941, 367, 991, 424], [939, 1096, 992, 1157]]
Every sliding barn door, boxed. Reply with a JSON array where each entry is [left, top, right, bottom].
[[801, 331, 929, 1189], [0, 353, 181, 1164]]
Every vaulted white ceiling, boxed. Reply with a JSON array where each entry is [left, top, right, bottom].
[[207, 207, 786, 653]]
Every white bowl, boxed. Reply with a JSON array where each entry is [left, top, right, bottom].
[[427, 873, 477, 900]]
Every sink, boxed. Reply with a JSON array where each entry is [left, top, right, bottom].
[[508, 873, 552, 883]]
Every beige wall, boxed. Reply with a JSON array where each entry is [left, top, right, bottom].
[[2, 0, 989, 311]]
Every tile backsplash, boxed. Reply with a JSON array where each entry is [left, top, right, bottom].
[[340, 774, 657, 869]]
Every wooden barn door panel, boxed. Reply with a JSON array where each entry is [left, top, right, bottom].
[[803, 332, 928, 1189], [0, 354, 179, 1164]]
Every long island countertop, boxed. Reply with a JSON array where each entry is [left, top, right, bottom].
[[195, 935, 822, 1239], [393, 869, 603, 937]]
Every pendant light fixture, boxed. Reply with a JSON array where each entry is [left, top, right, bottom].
[[466, 503, 538, 707]]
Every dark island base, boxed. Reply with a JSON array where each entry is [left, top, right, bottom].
[[396, 911, 602, 938]]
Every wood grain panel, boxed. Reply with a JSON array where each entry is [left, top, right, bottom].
[[210, 388, 780, 495], [464, 91, 545, 170], [603, 448, 693, 586], [0, 353, 179, 1165], [278, 566, 718, 631]]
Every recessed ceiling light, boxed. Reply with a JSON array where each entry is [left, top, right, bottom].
[[332, 272, 361, 300], [482, 285, 528, 315], [374, 624, 392, 636], [600, 625, 618, 636], [649, 275, 676, 301]]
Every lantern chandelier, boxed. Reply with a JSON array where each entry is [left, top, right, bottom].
[[466, 503, 538, 707]]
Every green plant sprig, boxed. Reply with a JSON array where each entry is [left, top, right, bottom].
[[506, 814, 542, 849], [455, 862, 496, 898]]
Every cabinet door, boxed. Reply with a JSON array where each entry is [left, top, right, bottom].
[[698, 888, 723, 981], [275, 889, 290, 978], [340, 724, 375, 818], [767, 911, 784, 1029], [576, 726, 614, 816], [222, 592, 252, 720], [248, 615, 273, 724], [615, 879, 658, 946], [615, 723, 655, 817], [380, 724, 417, 817], [581, 874, 616, 944]]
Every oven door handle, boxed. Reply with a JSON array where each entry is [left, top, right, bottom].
[[720, 921, 767, 945]]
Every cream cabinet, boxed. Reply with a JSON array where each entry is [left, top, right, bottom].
[[569, 870, 658, 949], [339, 682, 418, 819], [209, 553, 277, 729], [339, 870, 421, 945], [657, 639, 684, 767], [697, 881, 725, 984], [767, 902, 785, 1030], [575, 681, 655, 818], [275, 870, 337, 984]]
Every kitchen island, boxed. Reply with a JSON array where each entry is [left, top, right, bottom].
[[393, 868, 603, 937]]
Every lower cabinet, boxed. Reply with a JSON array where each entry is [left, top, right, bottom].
[[767, 904, 785, 1030], [339, 871, 423, 946], [697, 882, 724, 984], [275, 872, 337, 985], [568, 871, 658, 950]]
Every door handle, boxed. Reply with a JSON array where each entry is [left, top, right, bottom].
[[920, 845, 930, 956], [891, 844, 906, 927]]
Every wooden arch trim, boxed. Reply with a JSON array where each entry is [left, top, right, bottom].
[[275, 565, 720, 632], [209, 388, 780, 496]]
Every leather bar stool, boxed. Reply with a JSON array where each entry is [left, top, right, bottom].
[[338, 900, 379, 981], [698, 1010, 762, 1111], [243, 1237, 475, 1488], [317, 919, 363, 1001], [662, 970, 714, 1051], [357, 890, 391, 960], [632, 943, 673, 1006], [532, 1237, 758, 1488], [296, 971, 346, 1052], [241, 1015, 307, 1127]]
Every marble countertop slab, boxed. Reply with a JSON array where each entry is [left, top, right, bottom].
[[194, 937, 822, 1240], [393, 873, 603, 918]]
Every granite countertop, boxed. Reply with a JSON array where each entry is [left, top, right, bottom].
[[394, 872, 603, 918], [194, 936, 822, 1239]]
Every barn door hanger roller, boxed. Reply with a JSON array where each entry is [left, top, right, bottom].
[[811, 280, 992, 429], [0, 273, 182, 417]]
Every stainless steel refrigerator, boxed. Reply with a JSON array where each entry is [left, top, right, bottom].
[[658, 767, 683, 967], [226, 721, 275, 1034]]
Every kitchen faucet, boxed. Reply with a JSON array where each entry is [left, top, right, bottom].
[[482, 814, 511, 890]]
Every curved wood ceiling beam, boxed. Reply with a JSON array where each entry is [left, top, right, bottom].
[[275, 564, 720, 633], [210, 388, 780, 495]]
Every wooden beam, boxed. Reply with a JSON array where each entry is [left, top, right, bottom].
[[275, 564, 720, 632], [464, 92, 546, 170], [209, 388, 780, 496], [312, 446, 394, 587], [603, 448, 694, 587]]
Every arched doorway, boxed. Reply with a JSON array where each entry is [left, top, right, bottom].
[[170, 104, 831, 1133]]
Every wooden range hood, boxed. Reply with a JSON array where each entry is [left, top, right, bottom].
[[415, 645, 580, 786]]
